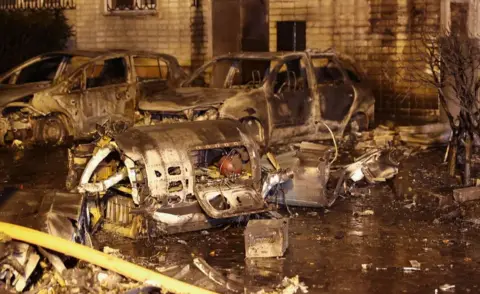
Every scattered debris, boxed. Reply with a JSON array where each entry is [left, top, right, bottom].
[[193, 257, 243, 292], [409, 260, 421, 269], [256, 276, 308, 294], [397, 123, 451, 147], [402, 267, 421, 273], [173, 264, 191, 280], [361, 263, 373, 272], [245, 219, 289, 258], [334, 148, 406, 202], [177, 240, 188, 245], [439, 284, 455, 292], [103, 246, 121, 256], [353, 209, 374, 217], [11, 139, 24, 150], [453, 186, 480, 203], [356, 123, 451, 150], [0, 222, 216, 294]]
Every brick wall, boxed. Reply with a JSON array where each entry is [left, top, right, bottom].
[[67, 0, 210, 69], [269, 0, 441, 123]]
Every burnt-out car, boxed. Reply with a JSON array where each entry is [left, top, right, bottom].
[[138, 49, 375, 148], [0, 50, 186, 146]]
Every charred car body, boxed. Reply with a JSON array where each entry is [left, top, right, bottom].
[[67, 120, 292, 237], [138, 49, 375, 148], [0, 50, 186, 145]]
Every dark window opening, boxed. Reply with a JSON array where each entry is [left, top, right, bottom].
[[312, 57, 345, 84], [187, 59, 273, 90], [86, 57, 127, 88], [168, 166, 181, 175], [276, 21, 306, 51], [168, 181, 183, 193], [16, 56, 64, 84]]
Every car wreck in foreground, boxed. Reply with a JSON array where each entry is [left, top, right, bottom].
[[66, 120, 294, 237]]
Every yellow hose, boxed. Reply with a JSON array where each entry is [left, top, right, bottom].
[[0, 222, 218, 294]]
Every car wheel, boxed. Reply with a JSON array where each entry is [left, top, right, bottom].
[[34, 114, 71, 145], [241, 118, 265, 147]]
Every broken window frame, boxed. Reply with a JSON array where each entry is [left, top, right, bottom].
[[132, 55, 170, 82], [4, 56, 67, 85], [310, 55, 349, 86], [183, 57, 277, 89], [267, 55, 312, 94], [67, 70, 86, 93], [84, 57, 129, 90]]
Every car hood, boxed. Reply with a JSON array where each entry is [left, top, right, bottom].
[[0, 82, 52, 106], [139, 87, 244, 112]]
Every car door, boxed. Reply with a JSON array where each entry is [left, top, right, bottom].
[[312, 56, 355, 124], [268, 58, 310, 127], [80, 56, 136, 134], [133, 55, 172, 98]]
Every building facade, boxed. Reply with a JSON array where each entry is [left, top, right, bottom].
[[268, 0, 480, 122], [1, 0, 479, 122]]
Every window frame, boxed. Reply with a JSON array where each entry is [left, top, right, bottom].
[[84, 56, 130, 90], [104, 0, 156, 14], [3, 56, 67, 85], [132, 55, 171, 82], [310, 55, 350, 85]]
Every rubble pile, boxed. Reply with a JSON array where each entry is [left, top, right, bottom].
[[355, 123, 451, 151]]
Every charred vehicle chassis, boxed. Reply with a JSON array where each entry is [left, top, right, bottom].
[[0, 50, 186, 146], [138, 49, 375, 148], [66, 120, 292, 237]]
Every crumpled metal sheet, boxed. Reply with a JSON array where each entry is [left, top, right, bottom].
[[0, 189, 87, 242]]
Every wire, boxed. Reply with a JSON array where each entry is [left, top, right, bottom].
[[322, 121, 338, 164]]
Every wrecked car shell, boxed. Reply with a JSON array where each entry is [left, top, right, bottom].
[[0, 50, 186, 146], [69, 120, 288, 237], [138, 49, 375, 148]]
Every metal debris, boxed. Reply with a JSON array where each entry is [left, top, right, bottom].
[[69, 120, 295, 238], [262, 142, 334, 207], [439, 284, 455, 292], [409, 260, 421, 269], [353, 209, 375, 217], [193, 257, 243, 292], [255, 275, 308, 294], [245, 219, 289, 258]]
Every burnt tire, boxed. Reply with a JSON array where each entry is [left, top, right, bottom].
[[33, 114, 71, 146]]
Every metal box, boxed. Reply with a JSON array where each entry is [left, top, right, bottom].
[[265, 142, 333, 207], [244, 218, 288, 258]]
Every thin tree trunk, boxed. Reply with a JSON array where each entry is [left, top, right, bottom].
[[449, 138, 458, 177], [464, 133, 472, 186]]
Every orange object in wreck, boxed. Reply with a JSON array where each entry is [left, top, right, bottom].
[[219, 155, 242, 176]]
